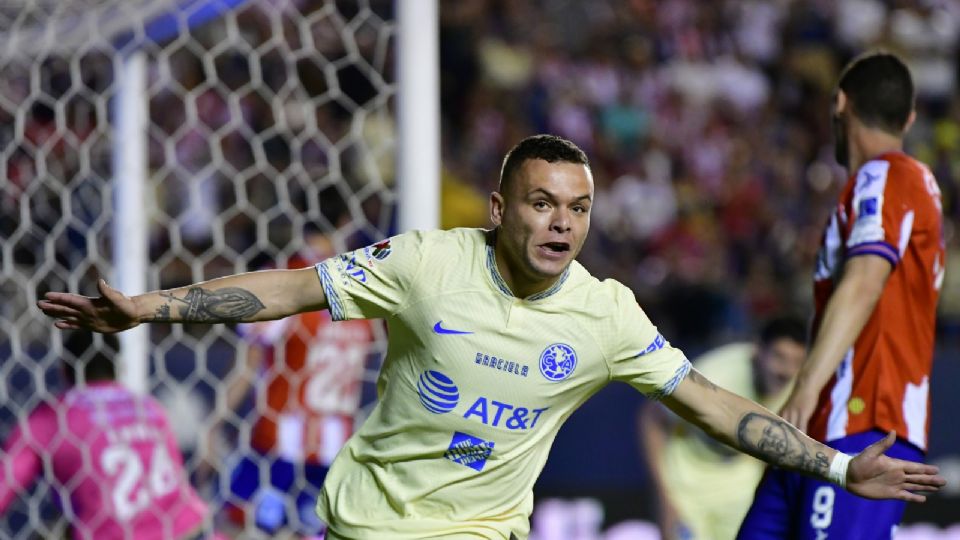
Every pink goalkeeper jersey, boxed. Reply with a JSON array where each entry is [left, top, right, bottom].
[[0, 382, 208, 540]]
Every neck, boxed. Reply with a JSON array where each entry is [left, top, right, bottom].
[[848, 129, 904, 173]]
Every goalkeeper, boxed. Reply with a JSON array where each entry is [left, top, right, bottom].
[[39, 134, 945, 540]]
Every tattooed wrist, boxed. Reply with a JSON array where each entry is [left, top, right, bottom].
[[146, 287, 265, 323], [736, 412, 831, 478]]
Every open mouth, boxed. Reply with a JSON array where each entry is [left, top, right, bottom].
[[540, 242, 570, 253]]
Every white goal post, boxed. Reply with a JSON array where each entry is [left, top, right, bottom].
[[0, 0, 437, 537]]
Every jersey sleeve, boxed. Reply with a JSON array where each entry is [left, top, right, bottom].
[[607, 285, 691, 399], [846, 159, 912, 267], [315, 231, 427, 321], [0, 407, 52, 514]]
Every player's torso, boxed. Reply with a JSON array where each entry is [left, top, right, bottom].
[[250, 250, 375, 463], [810, 153, 943, 447], [254, 312, 373, 462], [332, 236, 611, 531], [53, 385, 205, 540], [378, 289, 607, 456]]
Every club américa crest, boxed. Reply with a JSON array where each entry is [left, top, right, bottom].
[[539, 343, 577, 381]]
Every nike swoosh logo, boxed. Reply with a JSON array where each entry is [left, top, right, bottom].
[[433, 321, 474, 335]]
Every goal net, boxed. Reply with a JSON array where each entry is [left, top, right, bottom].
[[1, 0, 397, 537]]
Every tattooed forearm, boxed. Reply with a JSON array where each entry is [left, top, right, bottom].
[[147, 287, 266, 323], [737, 412, 831, 478]]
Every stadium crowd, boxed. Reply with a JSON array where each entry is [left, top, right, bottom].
[[3, 0, 960, 536], [435, 0, 960, 350], [5, 0, 960, 351]]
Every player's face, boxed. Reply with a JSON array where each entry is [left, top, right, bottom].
[[491, 159, 593, 293], [754, 337, 805, 397]]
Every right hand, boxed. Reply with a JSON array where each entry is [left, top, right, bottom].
[[846, 431, 945, 502], [37, 279, 140, 333]]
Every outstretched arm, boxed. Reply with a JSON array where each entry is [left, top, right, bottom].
[[37, 267, 327, 333], [662, 368, 945, 502]]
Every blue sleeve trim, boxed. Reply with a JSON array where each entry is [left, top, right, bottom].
[[847, 241, 899, 267], [316, 261, 346, 321], [648, 359, 691, 401], [636, 333, 666, 357]]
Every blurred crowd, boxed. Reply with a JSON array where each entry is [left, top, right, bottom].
[[437, 0, 960, 350], [4, 0, 960, 354]]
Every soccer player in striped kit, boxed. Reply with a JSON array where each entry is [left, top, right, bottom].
[[739, 51, 946, 539]]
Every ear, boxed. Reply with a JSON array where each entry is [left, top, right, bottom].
[[835, 90, 847, 114], [490, 191, 505, 226], [904, 109, 917, 133]]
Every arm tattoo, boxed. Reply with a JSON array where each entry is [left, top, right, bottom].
[[153, 303, 171, 321], [148, 287, 265, 323], [737, 412, 831, 477], [688, 369, 720, 392]]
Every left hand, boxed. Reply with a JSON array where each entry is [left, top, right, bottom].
[[846, 431, 945, 502], [37, 279, 140, 333], [779, 384, 819, 433]]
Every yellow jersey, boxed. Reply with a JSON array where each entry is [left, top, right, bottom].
[[315, 228, 690, 539]]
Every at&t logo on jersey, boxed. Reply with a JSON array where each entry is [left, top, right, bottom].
[[444, 431, 495, 471], [462, 397, 548, 431], [539, 343, 577, 381], [417, 370, 459, 414]]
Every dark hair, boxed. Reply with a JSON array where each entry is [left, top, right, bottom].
[[63, 331, 118, 385], [758, 315, 806, 347], [498, 134, 589, 194], [838, 51, 914, 134]]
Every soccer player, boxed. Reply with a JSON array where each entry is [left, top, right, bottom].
[[0, 331, 212, 540], [640, 316, 806, 540], [212, 221, 377, 537], [738, 52, 946, 539], [38, 134, 945, 540]]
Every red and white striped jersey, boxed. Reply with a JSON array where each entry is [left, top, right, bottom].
[[245, 252, 377, 465], [808, 152, 944, 450]]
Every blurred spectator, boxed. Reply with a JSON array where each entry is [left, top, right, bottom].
[[639, 315, 806, 540]]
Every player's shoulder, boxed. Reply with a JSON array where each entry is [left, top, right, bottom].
[[18, 393, 68, 441], [854, 152, 927, 195], [391, 227, 486, 256], [419, 227, 488, 248], [26, 395, 62, 421], [570, 270, 640, 313]]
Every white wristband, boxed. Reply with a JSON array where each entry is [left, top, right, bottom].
[[828, 451, 853, 488]]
